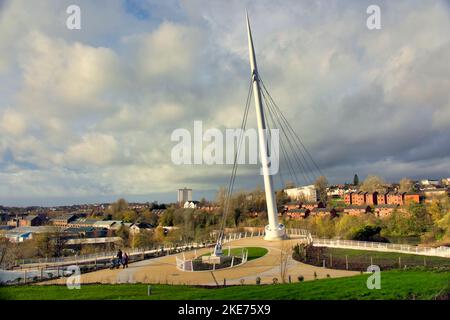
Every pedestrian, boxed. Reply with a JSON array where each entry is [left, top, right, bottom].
[[117, 249, 122, 262], [123, 252, 129, 269]]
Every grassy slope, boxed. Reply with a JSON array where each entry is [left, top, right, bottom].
[[1, 270, 448, 300], [203, 247, 268, 261]]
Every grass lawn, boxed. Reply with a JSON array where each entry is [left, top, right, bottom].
[[325, 248, 450, 266], [0, 269, 448, 300], [202, 247, 268, 261]]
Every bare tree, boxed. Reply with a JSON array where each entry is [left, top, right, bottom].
[[399, 178, 413, 193], [0, 238, 10, 267], [314, 176, 329, 203], [359, 175, 387, 193], [279, 242, 292, 283]]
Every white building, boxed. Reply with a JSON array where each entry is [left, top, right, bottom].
[[284, 185, 318, 202], [183, 201, 200, 209], [420, 179, 440, 186], [178, 187, 193, 204]]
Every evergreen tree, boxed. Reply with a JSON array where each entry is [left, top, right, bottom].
[[353, 174, 359, 186]]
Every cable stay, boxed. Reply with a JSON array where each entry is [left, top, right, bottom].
[[215, 73, 325, 250]]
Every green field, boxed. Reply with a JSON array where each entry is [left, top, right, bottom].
[[1, 269, 448, 300], [203, 247, 268, 261], [324, 247, 450, 269]]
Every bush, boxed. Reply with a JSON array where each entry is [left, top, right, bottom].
[[352, 225, 389, 242], [272, 277, 278, 284], [256, 277, 261, 285], [297, 275, 304, 282]]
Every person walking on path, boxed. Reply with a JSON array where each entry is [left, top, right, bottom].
[[117, 249, 123, 262], [122, 252, 129, 269]]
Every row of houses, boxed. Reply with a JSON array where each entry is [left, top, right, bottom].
[[1, 213, 155, 242], [286, 204, 400, 220], [344, 191, 421, 206]]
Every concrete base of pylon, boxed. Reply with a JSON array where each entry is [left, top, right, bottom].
[[263, 224, 288, 241]]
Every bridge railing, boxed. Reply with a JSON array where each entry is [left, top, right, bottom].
[[313, 238, 450, 258]]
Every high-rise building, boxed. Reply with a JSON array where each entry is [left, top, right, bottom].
[[177, 188, 192, 204]]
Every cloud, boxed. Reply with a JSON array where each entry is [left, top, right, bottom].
[[0, 109, 26, 135], [64, 133, 119, 166], [0, 0, 449, 205], [18, 32, 122, 111], [136, 22, 201, 78]]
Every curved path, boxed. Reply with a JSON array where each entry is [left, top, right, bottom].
[[44, 237, 358, 285]]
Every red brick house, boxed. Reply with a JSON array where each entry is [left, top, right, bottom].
[[18, 215, 43, 227], [285, 202, 301, 210], [377, 192, 388, 205], [373, 204, 399, 218], [387, 192, 405, 205], [343, 205, 372, 216], [310, 208, 338, 218], [344, 192, 353, 205], [351, 192, 367, 206], [404, 193, 421, 204], [301, 201, 325, 210], [287, 209, 310, 219], [365, 192, 378, 206]]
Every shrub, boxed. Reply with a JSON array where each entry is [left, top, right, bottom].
[[297, 275, 304, 282], [239, 279, 245, 285], [256, 277, 261, 285], [272, 277, 278, 284]]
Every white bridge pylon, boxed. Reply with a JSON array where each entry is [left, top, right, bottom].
[[246, 12, 286, 241]]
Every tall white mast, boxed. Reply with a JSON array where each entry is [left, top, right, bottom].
[[246, 13, 286, 240]]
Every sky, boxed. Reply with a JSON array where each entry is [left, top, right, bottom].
[[0, 0, 449, 206]]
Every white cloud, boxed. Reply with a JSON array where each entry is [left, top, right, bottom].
[[0, 109, 26, 135], [64, 133, 119, 166], [0, 0, 449, 204], [18, 32, 121, 109], [132, 22, 201, 79]]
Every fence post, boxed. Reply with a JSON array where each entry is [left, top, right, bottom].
[[223, 278, 226, 286], [398, 256, 401, 269], [231, 256, 234, 268], [330, 254, 333, 267], [370, 257, 373, 265], [23, 270, 27, 284], [323, 259, 326, 268], [345, 255, 349, 270]]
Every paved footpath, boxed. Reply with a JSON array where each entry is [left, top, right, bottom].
[[44, 237, 358, 286]]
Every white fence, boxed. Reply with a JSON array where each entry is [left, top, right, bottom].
[[175, 247, 249, 272], [313, 238, 450, 258], [8, 227, 448, 271], [10, 242, 215, 270]]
